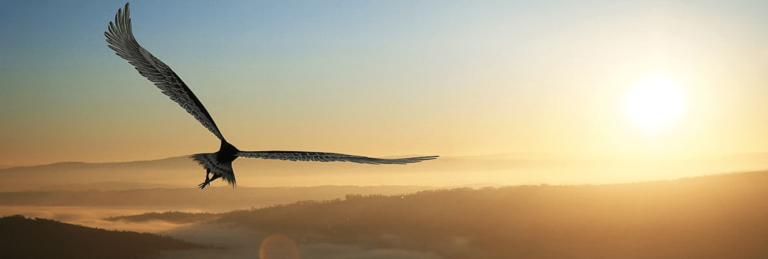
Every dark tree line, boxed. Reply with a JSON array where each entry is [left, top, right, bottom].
[[0, 215, 205, 259], [216, 171, 768, 259]]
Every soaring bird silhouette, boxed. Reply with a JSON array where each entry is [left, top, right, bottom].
[[105, 3, 438, 189]]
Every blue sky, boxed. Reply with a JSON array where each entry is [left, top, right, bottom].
[[2, 1, 768, 166]]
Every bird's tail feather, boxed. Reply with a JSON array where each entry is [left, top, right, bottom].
[[191, 153, 236, 186]]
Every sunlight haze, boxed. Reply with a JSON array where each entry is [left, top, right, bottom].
[[624, 74, 686, 133], [2, 0, 768, 184], [3, 2, 768, 258]]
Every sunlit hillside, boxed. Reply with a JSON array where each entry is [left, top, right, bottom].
[[199, 171, 768, 259], [4, 170, 768, 258]]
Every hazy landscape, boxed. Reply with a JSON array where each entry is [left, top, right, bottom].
[[4, 0, 768, 258], [3, 155, 768, 258], [6, 152, 768, 191]]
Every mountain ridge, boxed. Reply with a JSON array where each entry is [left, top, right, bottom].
[[4, 153, 768, 191]]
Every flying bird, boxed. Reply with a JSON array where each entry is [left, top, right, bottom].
[[104, 3, 438, 189]]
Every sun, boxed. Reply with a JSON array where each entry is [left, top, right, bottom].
[[624, 75, 686, 132]]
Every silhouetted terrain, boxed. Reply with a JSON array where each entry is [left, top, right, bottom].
[[207, 171, 768, 259], [6, 156, 768, 258], [0, 185, 433, 212], [0, 155, 526, 191], [7, 153, 768, 192], [0, 215, 205, 259]]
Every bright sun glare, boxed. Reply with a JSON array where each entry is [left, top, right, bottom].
[[625, 75, 686, 132]]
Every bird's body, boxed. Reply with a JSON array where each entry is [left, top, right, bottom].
[[105, 3, 437, 189]]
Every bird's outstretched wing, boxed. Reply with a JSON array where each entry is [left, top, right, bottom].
[[105, 3, 226, 140], [237, 151, 438, 164]]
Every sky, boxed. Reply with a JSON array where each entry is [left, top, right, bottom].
[[2, 0, 768, 167]]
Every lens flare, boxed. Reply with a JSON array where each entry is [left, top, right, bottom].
[[259, 234, 301, 259]]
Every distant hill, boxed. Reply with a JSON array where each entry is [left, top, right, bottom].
[[0, 215, 204, 259], [0, 185, 435, 212], [0, 155, 453, 191], [4, 153, 768, 191], [211, 171, 768, 259], [0, 157, 198, 191]]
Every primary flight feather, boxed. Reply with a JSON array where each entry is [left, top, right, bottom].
[[105, 3, 438, 189]]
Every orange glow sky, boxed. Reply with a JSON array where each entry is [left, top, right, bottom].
[[2, 1, 768, 167]]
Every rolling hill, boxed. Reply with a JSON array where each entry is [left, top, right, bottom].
[[0, 185, 434, 212], [4, 153, 768, 192], [206, 171, 768, 259], [0, 215, 204, 259]]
